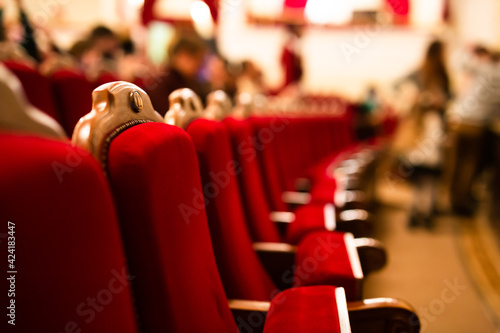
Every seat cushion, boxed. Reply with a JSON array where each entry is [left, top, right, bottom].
[[264, 286, 350, 333], [286, 204, 336, 244], [295, 231, 363, 300]]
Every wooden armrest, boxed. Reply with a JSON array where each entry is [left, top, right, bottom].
[[348, 298, 420, 333], [229, 299, 270, 333], [336, 209, 373, 237], [353, 238, 387, 275], [282, 191, 311, 206], [269, 211, 295, 223], [253, 242, 297, 290], [334, 190, 367, 210], [269, 211, 295, 236]]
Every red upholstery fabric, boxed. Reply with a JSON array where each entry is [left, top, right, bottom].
[[250, 116, 289, 212], [107, 122, 237, 332], [286, 204, 332, 244], [2, 61, 60, 122], [0, 134, 138, 332], [51, 69, 94, 135], [295, 231, 360, 300], [309, 178, 337, 204], [186, 118, 277, 301], [251, 114, 356, 201], [223, 117, 281, 243], [264, 286, 341, 333]]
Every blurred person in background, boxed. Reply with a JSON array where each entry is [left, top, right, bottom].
[[205, 53, 237, 102], [236, 60, 266, 96], [280, 24, 303, 96], [69, 25, 120, 81], [392, 40, 451, 227], [447, 46, 500, 216], [146, 33, 209, 116]]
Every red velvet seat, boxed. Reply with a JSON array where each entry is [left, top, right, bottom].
[[51, 69, 94, 136], [223, 116, 282, 243], [264, 286, 349, 333], [70, 83, 419, 333], [250, 113, 358, 205], [250, 116, 290, 212], [2, 61, 61, 123], [0, 134, 138, 332], [186, 118, 277, 301], [222, 117, 368, 244], [186, 118, 362, 300], [98, 118, 348, 332], [106, 122, 238, 332]]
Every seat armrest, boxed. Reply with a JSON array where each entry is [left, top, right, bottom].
[[269, 211, 295, 223], [269, 211, 295, 236], [334, 190, 367, 210], [229, 299, 270, 333], [353, 238, 387, 275], [336, 209, 373, 237], [348, 298, 420, 333], [253, 242, 297, 290], [282, 191, 311, 208]]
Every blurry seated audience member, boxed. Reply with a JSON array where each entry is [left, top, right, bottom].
[[281, 25, 303, 92], [39, 43, 77, 76], [393, 40, 450, 227], [147, 34, 209, 116], [205, 54, 237, 101], [237, 60, 266, 96], [117, 38, 148, 82], [447, 46, 500, 215], [70, 26, 120, 81]]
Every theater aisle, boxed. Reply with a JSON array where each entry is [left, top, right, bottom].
[[364, 179, 500, 333]]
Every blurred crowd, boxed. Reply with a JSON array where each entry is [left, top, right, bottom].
[[390, 40, 500, 226], [0, 0, 273, 116]]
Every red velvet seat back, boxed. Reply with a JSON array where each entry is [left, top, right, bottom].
[[51, 69, 94, 136], [0, 134, 138, 332], [223, 117, 281, 243], [186, 118, 276, 301], [250, 116, 289, 212], [2, 61, 60, 123], [106, 122, 237, 333]]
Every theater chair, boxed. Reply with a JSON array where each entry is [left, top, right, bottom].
[[248, 114, 376, 238], [202, 91, 381, 251], [72, 81, 420, 333], [51, 68, 94, 136], [165, 89, 387, 300], [2, 60, 62, 123], [0, 70, 139, 332]]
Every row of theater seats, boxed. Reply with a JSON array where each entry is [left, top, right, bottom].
[[0, 63, 418, 332], [1, 60, 141, 137]]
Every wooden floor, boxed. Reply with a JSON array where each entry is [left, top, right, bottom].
[[364, 180, 500, 332]]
